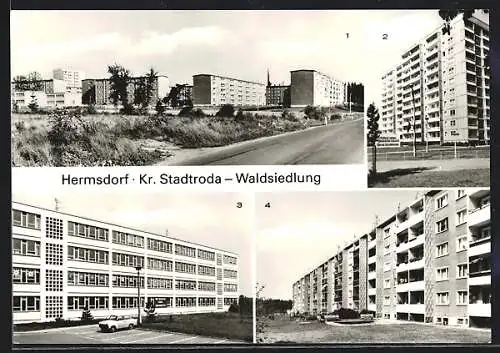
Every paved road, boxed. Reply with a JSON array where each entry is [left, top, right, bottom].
[[13, 325, 246, 345], [376, 158, 490, 173], [164, 118, 364, 165]]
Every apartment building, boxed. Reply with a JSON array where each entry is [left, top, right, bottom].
[[52, 69, 85, 94], [292, 189, 491, 328], [81, 75, 170, 106], [12, 202, 239, 324], [290, 70, 345, 108], [380, 11, 490, 144], [192, 74, 266, 107], [266, 85, 291, 107]]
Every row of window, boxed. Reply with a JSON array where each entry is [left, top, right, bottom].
[[112, 231, 144, 248], [175, 244, 196, 258], [223, 255, 237, 265], [13, 210, 41, 230], [68, 221, 109, 242]]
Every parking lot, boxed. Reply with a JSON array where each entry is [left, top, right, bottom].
[[13, 324, 246, 345]]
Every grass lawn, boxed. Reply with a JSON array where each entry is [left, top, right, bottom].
[[142, 312, 253, 342], [258, 319, 491, 344], [369, 168, 490, 188]]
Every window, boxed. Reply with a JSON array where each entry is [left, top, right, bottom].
[[457, 291, 468, 305], [450, 110, 455, 116], [12, 238, 41, 257], [198, 297, 216, 307], [68, 221, 108, 242], [112, 231, 144, 248], [175, 261, 196, 274], [223, 255, 237, 265], [224, 283, 238, 292], [384, 296, 390, 305], [456, 210, 467, 225], [111, 252, 144, 268], [198, 249, 215, 261], [457, 189, 466, 199], [46, 243, 63, 265], [68, 246, 108, 264], [12, 210, 41, 230], [13, 267, 40, 284], [175, 244, 196, 258], [198, 281, 216, 292], [46, 217, 63, 239], [384, 279, 391, 289], [436, 292, 449, 305], [436, 242, 449, 257], [436, 218, 449, 233], [450, 120, 456, 126], [457, 264, 468, 278], [198, 265, 216, 276], [147, 277, 173, 290], [68, 296, 109, 310], [13, 296, 40, 312], [112, 274, 144, 288], [224, 297, 238, 306], [147, 257, 172, 271], [148, 297, 172, 308], [175, 279, 196, 290], [436, 267, 449, 281], [68, 271, 108, 287], [456, 236, 468, 252], [175, 297, 196, 307], [216, 254, 222, 266], [436, 194, 448, 209], [223, 269, 238, 279], [481, 227, 491, 239], [45, 269, 63, 291], [112, 297, 145, 309], [147, 238, 173, 253]]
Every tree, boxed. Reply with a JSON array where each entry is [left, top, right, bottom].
[[108, 64, 131, 108], [165, 84, 190, 108], [13, 71, 43, 91], [216, 104, 235, 117], [367, 103, 381, 175], [134, 68, 158, 111], [304, 105, 325, 120], [155, 99, 165, 115], [81, 305, 94, 321]]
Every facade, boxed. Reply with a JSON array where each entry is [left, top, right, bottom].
[[290, 70, 345, 108], [292, 189, 491, 328], [52, 69, 85, 94], [178, 85, 193, 106], [12, 202, 239, 324], [380, 12, 490, 144], [82, 75, 170, 106], [192, 74, 266, 107], [266, 85, 291, 107]]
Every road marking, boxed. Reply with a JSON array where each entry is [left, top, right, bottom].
[[126, 332, 174, 343], [169, 336, 198, 344]]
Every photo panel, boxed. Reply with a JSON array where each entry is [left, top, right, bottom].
[[256, 189, 491, 344], [11, 170, 254, 345], [363, 9, 490, 188]]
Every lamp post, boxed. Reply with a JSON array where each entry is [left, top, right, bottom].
[[410, 83, 417, 158], [424, 116, 429, 153], [135, 265, 143, 327]]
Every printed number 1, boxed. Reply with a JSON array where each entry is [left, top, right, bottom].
[[346, 33, 349, 39]]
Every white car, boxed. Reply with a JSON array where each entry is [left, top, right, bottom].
[[98, 315, 136, 332]]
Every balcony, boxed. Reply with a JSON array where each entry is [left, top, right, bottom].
[[408, 304, 425, 314], [368, 304, 377, 312], [368, 287, 377, 296], [407, 258, 424, 271], [469, 303, 491, 317], [368, 255, 377, 264], [468, 240, 490, 257], [397, 304, 410, 312], [469, 273, 491, 286], [408, 212, 424, 227], [407, 280, 424, 291], [468, 205, 490, 227], [368, 271, 377, 280]]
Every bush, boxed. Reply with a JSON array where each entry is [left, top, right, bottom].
[[178, 106, 193, 116], [333, 308, 360, 320], [228, 303, 240, 313], [81, 306, 94, 321], [216, 104, 235, 117]]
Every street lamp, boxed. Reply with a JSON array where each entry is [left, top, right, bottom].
[[135, 265, 143, 327], [410, 82, 418, 158]]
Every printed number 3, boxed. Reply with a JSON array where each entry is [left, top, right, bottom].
[[237, 202, 242, 208]]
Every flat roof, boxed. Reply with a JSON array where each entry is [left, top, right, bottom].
[[12, 201, 237, 256], [193, 73, 265, 86]]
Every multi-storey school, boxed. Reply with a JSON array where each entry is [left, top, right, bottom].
[[380, 11, 490, 145], [292, 189, 491, 328], [12, 202, 239, 324]]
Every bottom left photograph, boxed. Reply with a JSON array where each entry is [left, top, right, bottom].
[[11, 186, 254, 345]]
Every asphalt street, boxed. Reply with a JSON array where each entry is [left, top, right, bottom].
[[168, 118, 364, 165], [13, 324, 246, 345]]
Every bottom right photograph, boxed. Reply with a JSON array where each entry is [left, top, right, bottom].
[[256, 188, 491, 344]]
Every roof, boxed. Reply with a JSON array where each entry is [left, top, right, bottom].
[[12, 201, 238, 256], [193, 73, 265, 86]]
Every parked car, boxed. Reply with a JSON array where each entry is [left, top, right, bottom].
[[98, 315, 136, 332]]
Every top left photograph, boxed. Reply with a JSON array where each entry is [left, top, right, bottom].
[[11, 10, 365, 167]]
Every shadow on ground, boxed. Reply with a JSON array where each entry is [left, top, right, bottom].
[[368, 167, 433, 187]]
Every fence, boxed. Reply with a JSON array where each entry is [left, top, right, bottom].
[[367, 145, 490, 162]]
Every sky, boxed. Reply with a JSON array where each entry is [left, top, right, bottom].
[[11, 9, 444, 99], [256, 189, 429, 300], [12, 186, 254, 297]]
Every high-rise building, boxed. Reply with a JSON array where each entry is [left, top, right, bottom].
[[12, 202, 239, 324], [290, 70, 345, 108], [380, 11, 490, 144], [52, 69, 85, 94], [192, 74, 266, 107], [292, 189, 491, 328]]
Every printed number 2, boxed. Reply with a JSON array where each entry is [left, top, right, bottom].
[[382, 33, 388, 40], [236, 202, 242, 208], [265, 202, 271, 208]]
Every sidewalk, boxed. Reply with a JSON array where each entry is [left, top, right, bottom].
[[376, 158, 489, 173]]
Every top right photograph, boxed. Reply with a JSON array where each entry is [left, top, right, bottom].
[[366, 9, 490, 188]]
